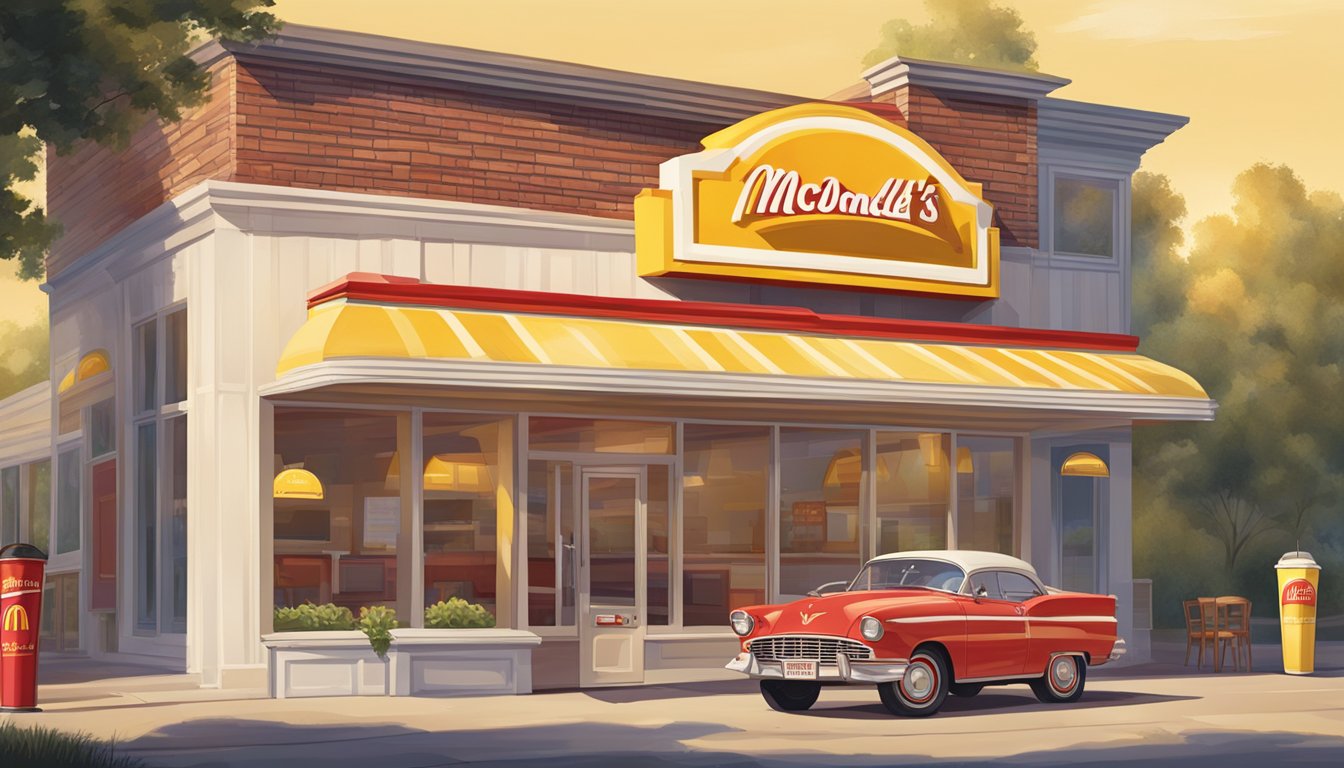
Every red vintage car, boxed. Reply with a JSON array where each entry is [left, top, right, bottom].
[[725, 550, 1125, 716]]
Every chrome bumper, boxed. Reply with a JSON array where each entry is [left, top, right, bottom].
[[1108, 636, 1127, 662], [725, 652, 908, 684]]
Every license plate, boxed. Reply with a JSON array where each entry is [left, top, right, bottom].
[[782, 660, 818, 680]]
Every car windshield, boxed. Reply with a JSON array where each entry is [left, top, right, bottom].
[[848, 559, 966, 593]]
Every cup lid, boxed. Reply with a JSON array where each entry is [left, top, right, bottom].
[[1275, 550, 1320, 570], [0, 542, 48, 560]]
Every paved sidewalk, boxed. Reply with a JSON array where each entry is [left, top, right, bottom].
[[4, 644, 1343, 767]]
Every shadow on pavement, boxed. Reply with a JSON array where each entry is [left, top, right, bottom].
[[796, 687, 1197, 720], [119, 718, 1344, 768], [38, 657, 185, 686], [580, 678, 757, 703]]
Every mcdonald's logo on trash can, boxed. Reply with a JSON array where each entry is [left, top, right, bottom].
[[3, 603, 29, 632], [0, 542, 48, 712]]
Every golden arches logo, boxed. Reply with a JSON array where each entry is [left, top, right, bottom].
[[3, 604, 29, 632]]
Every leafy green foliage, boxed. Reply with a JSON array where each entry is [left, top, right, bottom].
[[424, 598, 497, 629], [862, 0, 1038, 71], [272, 602, 356, 632], [1132, 165, 1344, 627], [0, 1, 279, 277], [358, 605, 399, 658], [0, 721, 145, 767], [0, 316, 49, 399]]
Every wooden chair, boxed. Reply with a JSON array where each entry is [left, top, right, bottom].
[[1216, 598, 1252, 672], [1183, 599, 1215, 668]]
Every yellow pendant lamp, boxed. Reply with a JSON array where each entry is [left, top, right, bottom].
[[1060, 451, 1109, 477], [956, 446, 974, 474], [273, 467, 325, 499]]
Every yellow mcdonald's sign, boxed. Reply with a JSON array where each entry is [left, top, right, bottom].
[[636, 102, 1000, 297], [3, 604, 29, 632]]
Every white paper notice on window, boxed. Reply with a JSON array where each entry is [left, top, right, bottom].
[[363, 497, 401, 548]]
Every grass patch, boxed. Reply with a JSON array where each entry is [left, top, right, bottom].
[[0, 721, 145, 767]]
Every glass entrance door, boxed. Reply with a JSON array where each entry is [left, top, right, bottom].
[[578, 467, 646, 687]]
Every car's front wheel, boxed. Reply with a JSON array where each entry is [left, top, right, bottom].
[[1030, 654, 1086, 704], [760, 680, 821, 712], [878, 648, 949, 717]]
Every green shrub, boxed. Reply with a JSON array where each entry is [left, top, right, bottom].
[[273, 602, 356, 632], [424, 597, 497, 629], [0, 721, 145, 767], [358, 605, 399, 658]]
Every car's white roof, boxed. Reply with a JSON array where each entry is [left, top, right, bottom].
[[868, 549, 1038, 575]]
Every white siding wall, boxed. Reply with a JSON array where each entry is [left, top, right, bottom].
[[40, 180, 1147, 688]]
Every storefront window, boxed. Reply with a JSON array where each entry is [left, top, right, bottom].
[[956, 436, 1017, 555], [164, 308, 188, 404], [875, 432, 950, 554], [134, 320, 156, 415], [1060, 474, 1099, 592], [682, 424, 769, 625], [778, 428, 866, 599], [422, 412, 505, 624], [134, 424, 156, 631], [27, 460, 50, 553], [1, 466, 18, 543], [56, 447, 81, 554], [89, 398, 115, 458], [526, 459, 574, 627], [132, 305, 189, 635], [528, 417, 674, 454], [273, 408, 400, 622], [647, 465, 670, 626], [163, 415, 188, 633]]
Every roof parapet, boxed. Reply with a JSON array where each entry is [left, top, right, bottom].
[[862, 55, 1070, 101], [192, 24, 805, 123]]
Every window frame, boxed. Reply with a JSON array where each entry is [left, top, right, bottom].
[[129, 303, 189, 637], [1047, 169, 1125, 263], [263, 405, 1029, 637]]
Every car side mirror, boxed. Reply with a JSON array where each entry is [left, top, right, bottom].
[[975, 585, 988, 600]]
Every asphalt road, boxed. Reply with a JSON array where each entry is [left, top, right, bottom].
[[10, 664, 1343, 767]]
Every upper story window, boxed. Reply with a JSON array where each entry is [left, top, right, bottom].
[[1053, 176, 1118, 259]]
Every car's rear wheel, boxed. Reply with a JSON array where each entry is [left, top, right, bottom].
[[1030, 654, 1086, 703], [949, 682, 983, 697], [878, 648, 949, 717], [760, 680, 821, 712]]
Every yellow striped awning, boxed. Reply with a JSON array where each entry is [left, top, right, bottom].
[[270, 276, 1214, 421]]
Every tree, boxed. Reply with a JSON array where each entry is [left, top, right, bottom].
[[0, 0, 279, 279], [0, 317, 49, 397], [1130, 171, 1189, 339], [1133, 164, 1344, 575], [862, 0, 1038, 71]]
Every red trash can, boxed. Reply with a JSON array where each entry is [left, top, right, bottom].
[[1, 542, 48, 712]]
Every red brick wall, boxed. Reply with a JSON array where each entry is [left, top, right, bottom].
[[45, 60, 236, 278], [881, 85, 1038, 249], [232, 58, 717, 219], [46, 54, 1042, 275]]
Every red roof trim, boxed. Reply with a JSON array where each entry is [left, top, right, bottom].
[[307, 273, 1140, 352]]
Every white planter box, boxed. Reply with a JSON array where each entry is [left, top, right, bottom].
[[263, 628, 541, 698]]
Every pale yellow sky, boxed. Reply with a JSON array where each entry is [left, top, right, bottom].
[[5, 0, 1340, 324]]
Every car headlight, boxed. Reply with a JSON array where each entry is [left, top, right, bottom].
[[730, 610, 755, 636], [860, 616, 884, 641]]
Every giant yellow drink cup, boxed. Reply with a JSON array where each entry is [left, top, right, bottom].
[[1275, 551, 1320, 675]]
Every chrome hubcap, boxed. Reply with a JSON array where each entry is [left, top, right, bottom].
[[1053, 658, 1076, 688], [905, 663, 933, 698]]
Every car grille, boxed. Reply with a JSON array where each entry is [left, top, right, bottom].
[[748, 635, 873, 666]]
